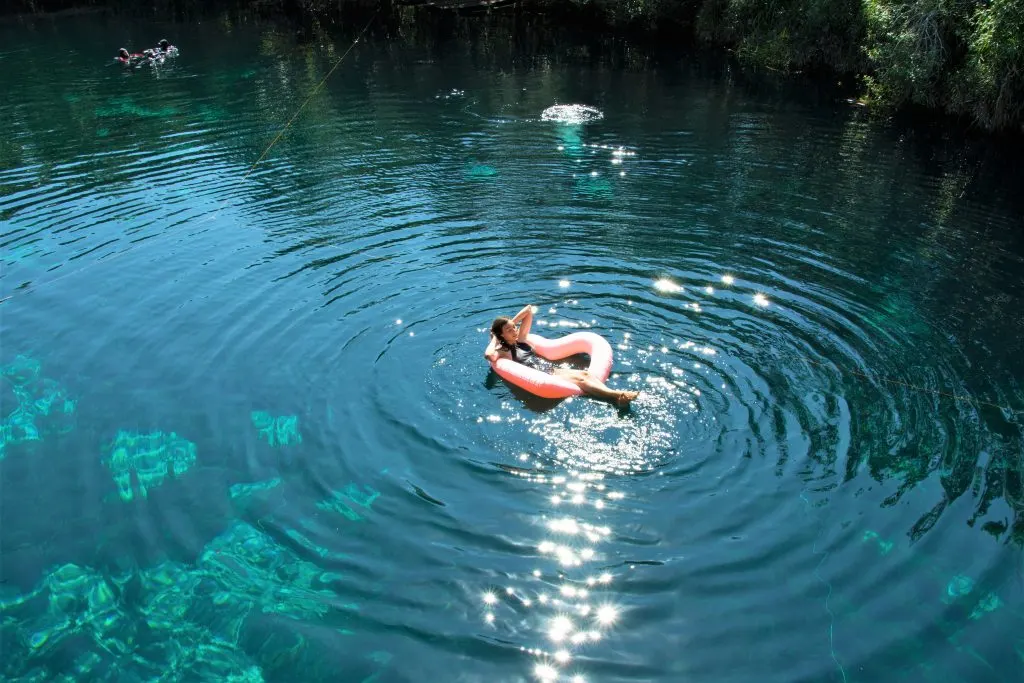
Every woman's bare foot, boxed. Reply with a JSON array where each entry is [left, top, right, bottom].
[[616, 390, 640, 406]]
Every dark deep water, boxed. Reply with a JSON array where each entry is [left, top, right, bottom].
[[1, 10, 1023, 683]]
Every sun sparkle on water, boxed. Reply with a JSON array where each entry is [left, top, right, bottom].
[[653, 278, 682, 293]]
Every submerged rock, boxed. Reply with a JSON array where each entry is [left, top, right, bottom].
[[316, 482, 381, 521], [0, 355, 76, 460], [103, 430, 197, 501], [251, 411, 302, 447], [0, 515, 388, 681], [464, 163, 498, 179]]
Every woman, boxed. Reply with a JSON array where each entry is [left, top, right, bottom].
[[484, 305, 640, 406]]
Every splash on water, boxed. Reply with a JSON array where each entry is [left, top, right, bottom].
[[541, 105, 604, 124]]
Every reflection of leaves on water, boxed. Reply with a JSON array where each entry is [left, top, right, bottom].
[[872, 404, 1023, 545], [94, 96, 177, 119], [908, 498, 947, 541], [409, 482, 446, 507], [573, 173, 614, 200], [196, 104, 229, 123]]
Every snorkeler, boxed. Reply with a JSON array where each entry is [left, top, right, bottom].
[[117, 40, 176, 66], [484, 305, 640, 406], [154, 38, 178, 55], [116, 47, 142, 64]]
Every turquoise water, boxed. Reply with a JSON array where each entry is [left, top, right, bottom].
[[2, 10, 1023, 683]]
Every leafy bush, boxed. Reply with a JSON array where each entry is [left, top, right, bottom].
[[697, 0, 866, 72], [953, 0, 1024, 129], [862, 0, 965, 108]]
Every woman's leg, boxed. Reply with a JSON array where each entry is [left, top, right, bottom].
[[554, 369, 639, 405]]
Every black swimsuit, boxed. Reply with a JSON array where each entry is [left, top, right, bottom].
[[508, 342, 532, 362], [508, 342, 555, 374]]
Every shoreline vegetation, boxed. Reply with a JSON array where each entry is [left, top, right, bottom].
[[6, 0, 1023, 134]]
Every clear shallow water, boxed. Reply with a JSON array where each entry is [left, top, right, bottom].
[[2, 10, 1024, 683]]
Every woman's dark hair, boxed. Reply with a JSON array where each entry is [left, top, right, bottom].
[[491, 316, 512, 349]]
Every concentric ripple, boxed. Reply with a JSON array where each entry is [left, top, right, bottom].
[[2, 12, 1023, 683]]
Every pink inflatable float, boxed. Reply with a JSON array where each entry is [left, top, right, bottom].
[[490, 331, 614, 399]]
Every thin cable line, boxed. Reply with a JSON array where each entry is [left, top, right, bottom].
[[800, 356, 1022, 415], [800, 491, 849, 683]]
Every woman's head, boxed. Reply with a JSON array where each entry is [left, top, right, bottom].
[[491, 316, 517, 346], [119, 48, 129, 58]]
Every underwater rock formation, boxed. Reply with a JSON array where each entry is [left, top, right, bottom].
[[0, 355, 76, 460], [230, 478, 283, 500], [464, 163, 498, 179], [0, 519, 387, 681], [316, 483, 381, 521], [251, 411, 301, 447], [103, 430, 197, 502]]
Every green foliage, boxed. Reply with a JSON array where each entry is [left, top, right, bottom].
[[536, 0, 703, 30], [558, 0, 1024, 129], [551, 0, 1024, 129], [954, 0, 1024, 129], [861, 0, 1024, 129], [862, 0, 961, 108], [697, 0, 867, 71]]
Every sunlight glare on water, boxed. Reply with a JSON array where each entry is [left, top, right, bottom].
[[540, 104, 605, 124]]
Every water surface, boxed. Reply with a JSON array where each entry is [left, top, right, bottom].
[[2, 11, 1023, 683]]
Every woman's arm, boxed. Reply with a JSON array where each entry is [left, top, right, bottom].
[[484, 334, 500, 362], [511, 304, 533, 323], [512, 304, 534, 340]]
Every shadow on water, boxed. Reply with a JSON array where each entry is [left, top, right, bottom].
[[483, 369, 561, 413]]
